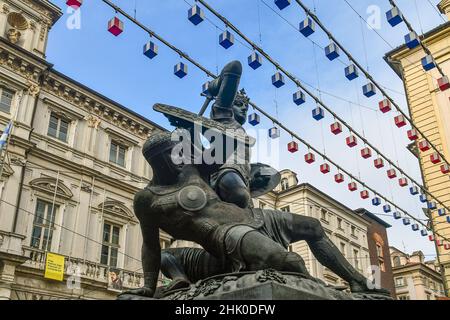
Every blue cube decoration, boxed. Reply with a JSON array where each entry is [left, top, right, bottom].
[[402, 217, 411, 225], [248, 52, 262, 70], [269, 127, 280, 139], [410, 186, 419, 195], [372, 197, 381, 206], [202, 81, 210, 94], [248, 113, 260, 126], [419, 194, 428, 203], [393, 212, 402, 220], [274, 0, 290, 10], [272, 72, 285, 88], [438, 208, 446, 216], [383, 204, 391, 213], [386, 7, 403, 27], [143, 41, 158, 59], [325, 43, 340, 61], [428, 201, 437, 210], [219, 30, 234, 49], [421, 55, 436, 71], [447, 216, 450, 223], [405, 32, 420, 49], [362, 83, 377, 97], [312, 107, 325, 121], [188, 5, 205, 25], [293, 90, 306, 105], [421, 229, 428, 236], [174, 62, 188, 78], [345, 64, 359, 81], [411, 224, 419, 231], [299, 17, 315, 37]]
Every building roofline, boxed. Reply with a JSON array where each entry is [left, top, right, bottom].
[[354, 208, 392, 228]]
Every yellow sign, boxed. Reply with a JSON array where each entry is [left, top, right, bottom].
[[44, 252, 65, 282]]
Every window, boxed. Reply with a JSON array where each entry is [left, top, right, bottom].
[[337, 217, 343, 230], [280, 206, 290, 212], [340, 242, 346, 257], [101, 222, 121, 267], [47, 112, 69, 142], [280, 178, 289, 191], [376, 243, 383, 258], [426, 294, 431, 300], [393, 256, 401, 267], [30, 200, 58, 250], [350, 225, 357, 237], [395, 277, 405, 287], [259, 201, 266, 209], [321, 209, 328, 222], [353, 249, 359, 270], [398, 295, 410, 300], [0, 88, 14, 113], [109, 141, 127, 167]]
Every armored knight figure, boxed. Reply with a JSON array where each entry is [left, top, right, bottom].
[[120, 132, 389, 299]]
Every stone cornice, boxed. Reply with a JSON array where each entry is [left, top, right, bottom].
[[3, 0, 63, 27]]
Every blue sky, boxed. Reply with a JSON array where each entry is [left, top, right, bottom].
[[48, 0, 447, 259]]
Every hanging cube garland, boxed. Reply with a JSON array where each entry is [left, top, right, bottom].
[[429, 234, 435, 242], [188, 5, 205, 25], [436, 239, 444, 247], [248, 113, 260, 126], [372, 197, 381, 206], [421, 55, 436, 71], [430, 152, 441, 164], [66, 0, 82, 9], [345, 64, 359, 81], [269, 127, 280, 139], [288, 141, 299, 153], [394, 115, 406, 128], [174, 62, 188, 78], [404, 32, 420, 49], [361, 147, 372, 159], [386, 6, 403, 27], [219, 30, 234, 49], [399, 177, 408, 187], [379, 99, 391, 113], [387, 169, 397, 179], [299, 17, 315, 37], [312, 107, 325, 121], [330, 122, 342, 135], [407, 129, 419, 141], [335, 173, 344, 183], [346, 135, 357, 148], [438, 208, 446, 217], [320, 163, 330, 174], [108, 17, 124, 36], [325, 43, 340, 61], [411, 224, 419, 231], [418, 140, 431, 152], [274, 0, 291, 10], [410, 186, 419, 195], [393, 212, 402, 219], [437, 76, 450, 91], [362, 83, 376, 98], [143, 41, 158, 59], [248, 52, 262, 70], [441, 164, 450, 174], [374, 158, 384, 169], [428, 201, 437, 210], [402, 218, 411, 226], [448, 216, 450, 223], [293, 90, 306, 105], [305, 152, 315, 164], [360, 190, 369, 199], [420, 229, 428, 237], [445, 243, 450, 250], [272, 72, 285, 88], [348, 182, 357, 192], [383, 204, 391, 213], [419, 194, 428, 203]]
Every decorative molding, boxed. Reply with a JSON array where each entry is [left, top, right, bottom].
[[29, 176, 74, 199], [98, 199, 136, 222]]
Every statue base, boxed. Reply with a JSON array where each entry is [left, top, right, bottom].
[[118, 270, 393, 300]]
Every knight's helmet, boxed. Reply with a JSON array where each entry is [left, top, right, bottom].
[[142, 131, 177, 166]]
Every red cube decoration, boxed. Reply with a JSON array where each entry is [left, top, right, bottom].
[[430, 152, 441, 164], [437, 76, 450, 91], [429, 235, 435, 242], [108, 17, 124, 36], [379, 98, 391, 113], [361, 147, 372, 159], [360, 190, 369, 199], [387, 169, 397, 179], [330, 122, 342, 135], [320, 163, 330, 174], [288, 141, 299, 153], [346, 135, 357, 148], [305, 152, 315, 164], [348, 182, 357, 192], [436, 239, 444, 247], [66, 0, 82, 9], [394, 115, 406, 128], [444, 243, 450, 251], [418, 140, 430, 152], [374, 158, 384, 169], [407, 129, 419, 141], [399, 177, 408, 187], [441, 164, 450, 174], [335, 173, 344, 183]]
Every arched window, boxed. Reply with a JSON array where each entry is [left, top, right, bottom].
[[281, 178, 289, 191], [393, 256, 401, 267]]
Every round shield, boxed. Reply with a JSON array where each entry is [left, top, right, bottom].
[[249, 163, 281, 197], [177, 185, 208, 211]]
